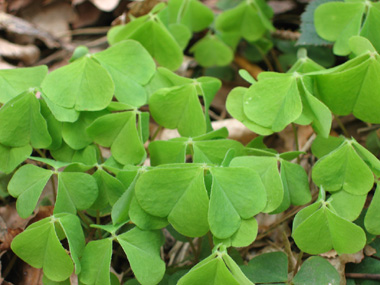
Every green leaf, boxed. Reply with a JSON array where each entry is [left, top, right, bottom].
[[365, 183, 380, 234], [8, 164, 53, 218], [208, 167, 266, 239], [178, 249, 253, 285], [109, 17, 183, 70], [87, 111, 146, 165], [292, 201, 366, 254], [230, 156, 284, 213], [55, 213, 85, 275], [0, 91, 51, 148], [213, 217, 258, 247], [129, 196, 169, 230], [312, 141, 374, 195], [149, 84, 206, 137], [40, 99, 63, 150], [352, 139, 380, 177], [314, 2, 365, 55], [41, 94, 80, 123], [168, 23, 192, 50], [226, 87, 273, 136], [92, 169, 125, 209], [62, 111, 106, 150], [298, 78, 332, 138], [94, 40, 156, 107], [241, 251, 288, 283], [293, 256, 340, 284], [349, 36, 377, 56], [215, 0, 274, 42], [278, 160, 311, 212], [11, 217, 74, 281], [149, 140, 187, 165], [54, 172, 98, 214], [311, 135, 345, 159], [0, 65, 47, 103], [243, 74, 302, 132], [328, 190, 366, 221], [193, 140, 244, 165], [360, 6, 380, 53], [190, 35, 234, 67], [41, 55, 114, 111], [167, 0, 214, 32], [117, 227, 165, 285], [135, 166, 209, 237], [316, 53, 380, 123], [79, 238, 113, 285], [0, 144, 32, 174]]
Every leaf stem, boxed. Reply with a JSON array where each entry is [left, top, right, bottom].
[[207, 232, 214, 249], [293, 250, 303, 276], [186, 237, 197, 262], [2, 254, 17, 279], [34, 148, 46, 158], [150, 125, 162, 141], [334, 115, 350, 137], [51, 174, 57, 203], [292, 123, 300, 164]]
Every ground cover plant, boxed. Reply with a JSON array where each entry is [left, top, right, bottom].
[[2, 0, 380, 284]]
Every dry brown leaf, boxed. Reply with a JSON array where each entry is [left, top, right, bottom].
[[234, 54, 263, 80], [364, 245, 377, 256], [0, 228, 23, 252], [325, 251, 364, 285], [6, 0, 34, 12], [268, 0, 296, 14], [0, 38, 39, 64], [72, 1, 101, 29], [90, 0, 120, 12], [0, 12, 60, 48], [128, 0, 161, 17], [0, 204, 31, 229], [18, 262, 43, 284], [20, 1, 77, 43]]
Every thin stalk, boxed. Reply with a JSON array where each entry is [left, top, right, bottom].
[[195, 237, 203, 264], [34, 148, 46, 158], [77, 210, 91, 229], [207, 232, 214, 249], [270, 49, 284, 73], [335, 115, 349, 137], [292, 123, 300, 164], [3, 254, 17, 279], [96, 210, 101, 239], [51, 174, 57, 203], [150, 125, 163, 141], [186, 237, 197, 262], [293, 250, 304, 276]]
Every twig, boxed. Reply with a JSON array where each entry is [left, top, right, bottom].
[[334, 115, 350, 137], [345, 273, 380, 280]]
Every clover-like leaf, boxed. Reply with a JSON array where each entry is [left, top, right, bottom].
[[178, 248, 253, 285], [117, 227, 165, 285], [0, 65, 47, 104], [108, 16, 183, 70], [243, 73, 302, 132], [230, 156, 284, 213], [94, 40, 156, 107], [0, 144, 32, 174], [315, 50, 380, 123], [149, 84, 206, 137], [0, 91, 51, 148], [87, 111, 146, 165], [328, 190, 366, 222], [293, 256, 340, 284], [213, 218, 258, 248], [241, 251, 288, 283], [41, 55, 114, 112], [208, 167, 266, 239], [365, 183, 380, 234], [312, 141, 374, 195], [91, 168, 125, 209], [11, 215, 83, 282], [8, 164, 53, 218], [190, 35, 234, 67], [166, 0, 214, 32], [215, 0, 274, 42], [135, 166, 209, 237], [54, 172, 98, 214], [226, 87, 273, 135], [314, 1, 366, 55], [79, 238, 113, 285], [292, 200, 366, 254]]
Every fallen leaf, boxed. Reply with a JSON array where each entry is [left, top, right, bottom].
[[0, 12, 60, 48], [72, 1, 101, 29], [0, 38, 39, 64], [20, 1, 77, 43], [0, 58, 16, 69]]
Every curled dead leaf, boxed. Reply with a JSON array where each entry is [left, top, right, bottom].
[[0, 12, 60, 48], [0, 38, 39, 64]]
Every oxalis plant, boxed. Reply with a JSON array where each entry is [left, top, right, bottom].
[[2, 0, 380, 284]]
